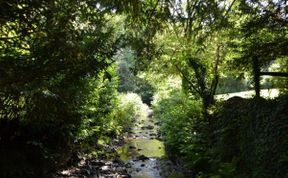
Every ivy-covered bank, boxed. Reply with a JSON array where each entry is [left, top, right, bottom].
[[154, 90, 288, 178]]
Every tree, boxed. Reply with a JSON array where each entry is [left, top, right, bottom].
[[229, 0, 288, 96], [116, 48, 155, 105], [136, 0, 234, 116], [0, 0, 119, 120], [0, 0, 122, 175]]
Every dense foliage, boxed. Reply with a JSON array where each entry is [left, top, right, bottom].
[[154, 89, 288, 178], [153, 90, 203, 157], [0, 0, 126, 177], [1, 0, 287, 177], [154, 90, 236, 178], [116, 48, 155, 105]]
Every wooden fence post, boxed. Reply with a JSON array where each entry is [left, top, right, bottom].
[[253, 56, 260, 98]]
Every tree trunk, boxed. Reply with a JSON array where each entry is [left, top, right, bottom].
[[209, 44, 222, 104]]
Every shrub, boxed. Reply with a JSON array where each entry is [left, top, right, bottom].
[[154, 90, 239, 178], [154, 90, 202, 155], [153, 90, 208, 173], [76, 67, 120, 153], [116, 92, 148, 130]]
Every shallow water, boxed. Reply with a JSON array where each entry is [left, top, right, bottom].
[[118, 138, 165, 162], [117, 108, 168, 178]]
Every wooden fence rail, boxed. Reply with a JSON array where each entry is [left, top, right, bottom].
[[253, 57, 288, 97]]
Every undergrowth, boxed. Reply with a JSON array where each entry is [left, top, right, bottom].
[[154, 89, 288, 178], [0, 66, 146, 177]]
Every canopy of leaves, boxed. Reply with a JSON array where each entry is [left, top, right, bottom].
[[231, 0, 288, 69]]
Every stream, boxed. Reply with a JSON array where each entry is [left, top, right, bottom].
[[55, 107, 185, 178], [117, 108, 184, 178]]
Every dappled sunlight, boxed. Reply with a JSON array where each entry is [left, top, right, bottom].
[[117, 102, 170, 178], [117, 139, 165, 162], [1, 0, 287, 177]]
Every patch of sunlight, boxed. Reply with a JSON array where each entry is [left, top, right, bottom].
[[117, 139, 165, 162], [215, 88, 280, 100]]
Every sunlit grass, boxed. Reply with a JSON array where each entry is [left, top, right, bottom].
[[215, 88, 280, 100]]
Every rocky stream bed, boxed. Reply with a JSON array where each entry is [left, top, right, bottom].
[[55, 108, 184, 178]]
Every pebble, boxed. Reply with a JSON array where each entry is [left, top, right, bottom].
[[101, 165, 109, 171], [129, 145, 136, 149], [137, 155, 149, 161]]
